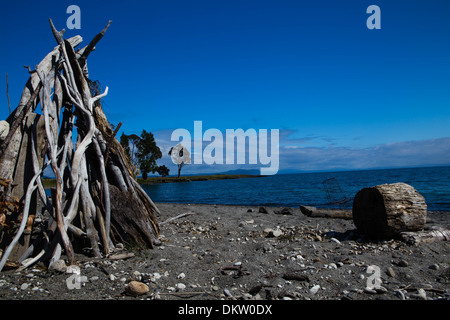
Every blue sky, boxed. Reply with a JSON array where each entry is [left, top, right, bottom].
[[1, 0, 449, 175]]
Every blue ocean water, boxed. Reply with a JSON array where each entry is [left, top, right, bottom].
[[142, 166, 450, 211]]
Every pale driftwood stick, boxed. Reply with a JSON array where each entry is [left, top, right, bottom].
[[94, 129, 128, 191], [0, 82, 41, 180], [0, 168, 38, 271], [400, 227, 450, 245], [69, 86, 108, 186], [95, 203, 110, 253], [18, 231, 49, 270], [48, 240, 62, 268], [37, 67, 75, 265], [160, 212, 195, 226], [68, 224, 87, 238], [300, 205, 353, 220], [63, 176, 82, 225], [49, 19, 65, 45], [103, 121, 122, 166], [29, 121, 52, 213], [52, 71, 63, 123], [56, 105, 74, 175], [18, 233, 42, 264], [79, 20, 112, 69], [79, 156, 102, 257], [157, 291, 207, 298], [92, 137, 112, 251]]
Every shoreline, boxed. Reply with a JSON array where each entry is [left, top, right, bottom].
[[0, 202, 448, 300], [155, 201, 450, 214], [42, 174, 264, 188]]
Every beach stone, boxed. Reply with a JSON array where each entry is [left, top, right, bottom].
[[249, 284, 262, 295], [309, 285, 320, 295], [394, 290, 406, 300], [386, 267, 396, 278], [397, 260, 409, 267], [153, 272, 162, 280], [49, 259, 67, 273], [429, 264, 439, 270], [364, 287, 377, 294], [133, 271, 142, 281], [258, 207, 269, 214], [375, 286, 388, 294], [224, 288, 233, 298], [411, 288, 427, 300], [274, 207, 293, 215], [125, 281, 149, 296], [330, 237, 341, 245], [270, 229, 283, 238], [176, 283, 186, 290], [20, 283, 29, 290], [273, 229, 283, 237]]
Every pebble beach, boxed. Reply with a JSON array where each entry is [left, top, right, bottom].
[[0, 202, 448, 302]]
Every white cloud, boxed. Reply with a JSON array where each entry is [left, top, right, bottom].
[[153, 128, 450, 175], [279, 137, 450, 172]]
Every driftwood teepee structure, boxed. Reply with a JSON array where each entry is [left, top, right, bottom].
[[0, 20, 160, 271]]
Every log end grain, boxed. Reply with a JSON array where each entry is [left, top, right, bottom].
[[352, 183, 427, 239]]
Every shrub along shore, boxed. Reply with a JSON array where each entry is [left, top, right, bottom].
[[42, 174, 264, 188]]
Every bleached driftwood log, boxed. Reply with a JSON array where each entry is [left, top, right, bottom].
[[352, 183, 427, 239], [0, 20, 160, 272], [300, 205, 353, 220], [400, 226, 450, 245]]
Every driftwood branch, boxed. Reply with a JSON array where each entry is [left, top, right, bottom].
[[400, 227, 450, 245], [300, 205, 353, 220], [79, 20, 112, 66], [160, 212, 194, 225]]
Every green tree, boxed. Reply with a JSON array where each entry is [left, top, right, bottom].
[[121, 130, 165, 180], [156, 165, 170, 177], [136, 130, 162, 180]]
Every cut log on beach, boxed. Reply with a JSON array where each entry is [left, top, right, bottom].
[[352, 183, 427, 239], [0, 20, 160, 272], [300, 205, 353, 220]]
